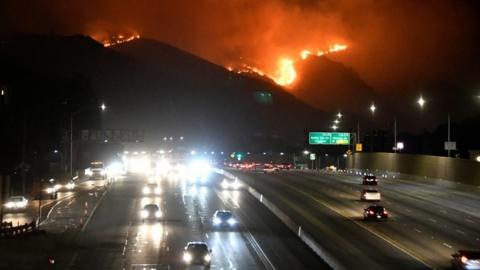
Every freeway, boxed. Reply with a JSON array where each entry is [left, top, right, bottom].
[[65, 172, 327, 270], [229, 169, 480, 270]]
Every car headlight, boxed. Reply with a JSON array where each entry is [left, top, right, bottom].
[[46, 187, 54, 194], [66, 183, 75, 190], [142, 187, 151, 194], [140, 210, 148, 218], [204, 254, 211, 262], [5, 202, 14, 208], [183, 252, 192, 262], [155, 211, 162, 218], [228, 218, 236, 225], [85, 168, 93, 176], [213, 217, 221, 225], [54, 184, 62, 191], [154, 187, 161, 194]]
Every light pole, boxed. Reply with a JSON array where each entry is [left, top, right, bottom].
[[369, 103, 376, 152], [70, 103, 106, 178]]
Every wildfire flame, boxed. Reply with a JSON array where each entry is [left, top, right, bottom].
[[274, 58, 296, 85], [102, 34, 141, 47], [228, 43, 348, 86]]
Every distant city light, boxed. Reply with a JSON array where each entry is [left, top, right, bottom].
[[280, 152, 285, 156], [262, 152, 267, 155], [303, 150, 310, 155], [54, 150, 59, 154], [100, 103, 107, 111]]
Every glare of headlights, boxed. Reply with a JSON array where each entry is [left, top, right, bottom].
[[204, 254, 211, 262], [232, 181, 241, 189], [142, 187, 151, 194], [54, 184, 62, 191], [213, 217, 221, 225], [155, 211, 162, 218], [140, 210, 148, 218], [5, 202, 14, 208], [85, 168, 93, 176], [66, 183, 75, 190], [221, 180, 229, 189], [46, 187, 54, 194], [183, 252, 192, 262], [228, 218, 236, 225]]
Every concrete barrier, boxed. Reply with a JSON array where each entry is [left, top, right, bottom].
[[215, 168, 342, 270], [347, 152, 480, 186]]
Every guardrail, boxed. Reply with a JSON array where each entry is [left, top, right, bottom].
[[0, 221, 37, 237], [215, 168, 343, 270]]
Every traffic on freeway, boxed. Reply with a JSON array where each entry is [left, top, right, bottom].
[[228, 164, 480, 269]]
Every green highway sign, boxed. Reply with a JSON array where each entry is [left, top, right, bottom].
[[309, 132, 350, 145]]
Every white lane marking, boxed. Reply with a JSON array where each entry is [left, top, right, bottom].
[[81, 188, 108, 232], [428, 218, 437, 223], [456, 229, 465, 235], [205, 233, 209, 239], [414, 228, 422, 233], [442, 243, 453, 249]]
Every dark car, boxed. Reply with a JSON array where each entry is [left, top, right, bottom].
[[212, 210, 237, 227], [183, 242, 212, 268], [140, 204, 162, 221], [363, 175, 378, 185], [452, 250, 480, 270], [364, 205, 388, 221]]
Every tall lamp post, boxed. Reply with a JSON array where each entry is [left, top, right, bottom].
[[70, 103, 106, 178], [369, 103, 376, 152]]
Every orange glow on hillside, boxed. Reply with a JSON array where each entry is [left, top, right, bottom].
[[228, 43, 348, 86]]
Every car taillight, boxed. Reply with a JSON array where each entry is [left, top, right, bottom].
[[369, 211, 374, 214], [383, 210, 388, 214]]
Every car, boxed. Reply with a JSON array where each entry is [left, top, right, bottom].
[[277, 163, 293, 170], [212, 210, 237, 227], [452, 250, 480, 270], [361, 189, 381, 201], [363, 175, 378, 185], [183, 241, 212, 268], [220, 178, 241, 189], [142, 183, 161, 195], [4, 196, 28, 210], [140, 204, 162, 221], [364, 205, 388, 221]]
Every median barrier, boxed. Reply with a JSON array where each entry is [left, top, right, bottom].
[[215, 168, 343, 270]]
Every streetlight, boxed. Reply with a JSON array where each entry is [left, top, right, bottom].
[[369, 104, 376, 114], [70, 103, 107, 178], [303, 150, 310, 155], [334, 119, 340, 124], [417, 96, 425, 108], [332, 125, 338, 130], [337, 112, 342, 119]]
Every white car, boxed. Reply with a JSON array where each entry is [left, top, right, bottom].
[[4, 196, 28, 210], [361, 190, 381, 201]]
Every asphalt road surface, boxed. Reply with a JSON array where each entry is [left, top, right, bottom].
[[66, 173, 327, 270], [229, 169, 480, 270]]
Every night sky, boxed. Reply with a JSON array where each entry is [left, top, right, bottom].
[[1, 0, 480, 97]]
